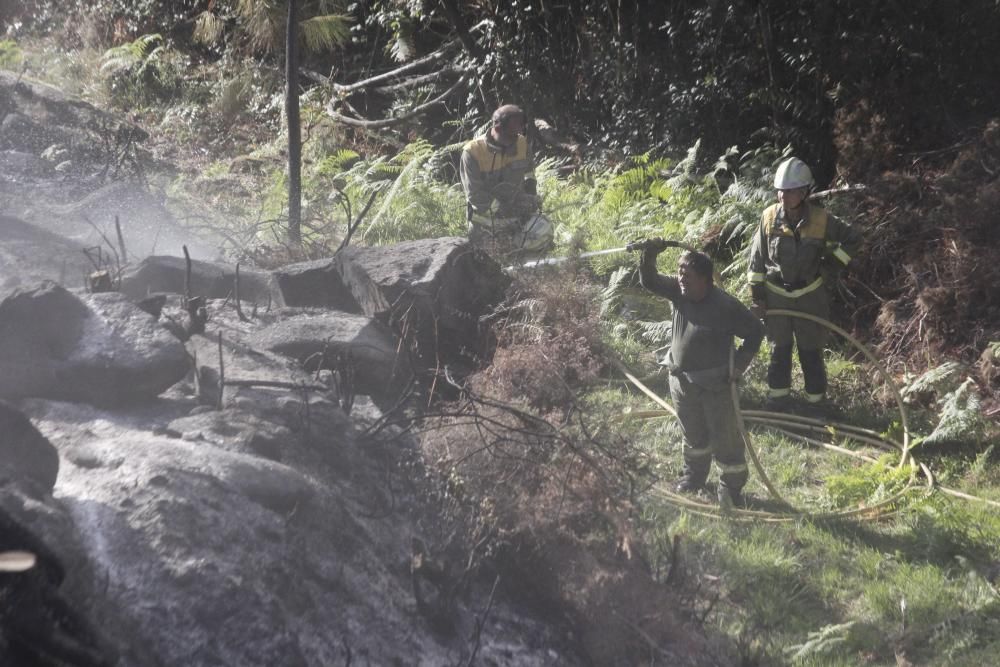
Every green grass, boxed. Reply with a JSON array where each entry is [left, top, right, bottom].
[[612, 358, 1000, 666]]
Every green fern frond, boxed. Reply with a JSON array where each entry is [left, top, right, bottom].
[[0, 39, 24, 68], [902, 361, 965, 401], [300, 14, 352, 53], [600, 266, 632, 317], [101, 33, 163, 73], [785, 621, 857, 661], [316, 149, 361, 175], [924, 378, 985, 446]]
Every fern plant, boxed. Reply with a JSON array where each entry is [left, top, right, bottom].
[[101, 33, 183, 108], [0, 39, 23, 68], [194, 0, 352, 55], [924, 378, 985, 447]]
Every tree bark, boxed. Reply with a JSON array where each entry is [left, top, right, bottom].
[[286, 0, 302, 247], [437, 0, 483, 60]]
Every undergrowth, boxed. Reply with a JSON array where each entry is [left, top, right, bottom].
[[9, 19, 999, 664]]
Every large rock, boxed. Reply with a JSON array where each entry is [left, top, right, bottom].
[[271, 257, 360, 312], [0, 148, 49, 177], [0, 402, 60, 494], [333, 238, 509, 369], [120, 254, 283, 307], [18, 390, 582, 667], [0, 70, 147, 156], [0, 215, 91, 293], [248, 311, 411, 400], [0, 282, 189, 405]]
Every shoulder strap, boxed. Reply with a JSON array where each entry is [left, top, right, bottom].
[[762, 204, 780, 235]]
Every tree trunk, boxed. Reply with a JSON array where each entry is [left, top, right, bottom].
[[286, 0, 302, 247]]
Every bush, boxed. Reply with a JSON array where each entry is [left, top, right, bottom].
[[100, 33, 184, 108], [483, 270, 607, 413]]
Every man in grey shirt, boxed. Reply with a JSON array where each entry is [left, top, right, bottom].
[[637, 240, 765, 507]]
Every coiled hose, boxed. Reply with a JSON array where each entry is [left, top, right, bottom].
[[620, 309, 1000, 522]]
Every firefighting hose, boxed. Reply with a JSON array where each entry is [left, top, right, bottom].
[[505, 240, 997, 520], [619, 308, 1000, 522]]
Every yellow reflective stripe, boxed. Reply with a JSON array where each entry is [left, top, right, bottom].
[[832, 246, 851, 265], [764, 275, 823, 298], [804, 392, 825, 403], [465, 135, 528, 173], [768, 387, 791, 398], [748, 272, 766, 284], [684, 446, 712, 458], [717, 462, 748, 474]]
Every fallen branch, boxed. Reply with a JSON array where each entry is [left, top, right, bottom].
[[114, 214, 128, 266], [326, 73, 469, 129], [217, 331, 225, 409], [338, 189, 380, 251], [811, 184, 867, 198], [183, 245, 192, 302], [373, 68, 460, 94], [330, 39, 460, 95], [223, 379, 328, 392]]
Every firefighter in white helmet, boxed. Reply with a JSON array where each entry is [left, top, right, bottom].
[[747, 157, 862, 411], [460, 104, 554, 257]]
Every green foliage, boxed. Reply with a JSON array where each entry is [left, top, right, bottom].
[[0, 40, 24, 68], [599, 266, 631, 318], [299, 13, 352, 53], [924, 379, 985, 447], [100, 33, 183, 108], [785, 621, 856, 662], [359, 140, 465, 244], [902, 361, 966, 403], [823, 455, 913, 508], [899, 364, 986, 447], [194, 0, 351, 55]]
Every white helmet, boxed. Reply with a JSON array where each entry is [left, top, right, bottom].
[[774, 157, 814, 190]]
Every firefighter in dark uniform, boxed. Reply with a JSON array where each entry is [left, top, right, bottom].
[[637, 242, 764, 508], [747, 157, 862, 410]]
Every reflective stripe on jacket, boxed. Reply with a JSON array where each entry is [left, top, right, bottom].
[[747, 202, 861, 291], [460, 134, 537, 221]]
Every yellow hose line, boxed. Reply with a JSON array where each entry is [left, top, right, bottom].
[[729, 349, 790, 508], [621, 306, 925, 522], [631, 408, 998, 511], [765, 308, 913, 468], [619, 306, 997, 519]]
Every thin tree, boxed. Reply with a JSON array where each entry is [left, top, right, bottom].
[[193, 2, 352, 248], [286, 0, 302, 247]]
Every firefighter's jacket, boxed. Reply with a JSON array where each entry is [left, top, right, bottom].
[[460, 133, 538, 224], [640, 250, 764, 388], [747, 202, 862, 299]]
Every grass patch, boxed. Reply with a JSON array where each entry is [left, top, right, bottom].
[[618, 368, 1000, 665]]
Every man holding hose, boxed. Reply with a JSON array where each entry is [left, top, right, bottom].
[[635, 240, 765, 508]]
